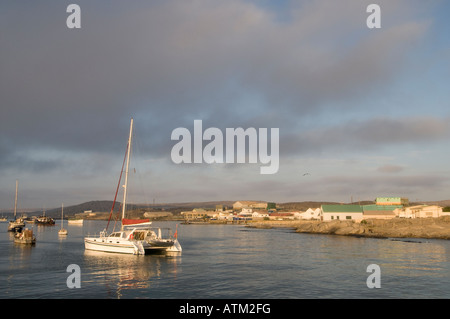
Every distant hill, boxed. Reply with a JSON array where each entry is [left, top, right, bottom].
[[277, 201, 342, 211], [421, 200, 450, 207], [277, 201, 374, 211], [27, 201, 119, 218], [148, 201, 235, 210], [25, 200, 236, 219]]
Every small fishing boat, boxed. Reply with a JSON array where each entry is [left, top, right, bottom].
[[36, 212, 55, 226], [14, 228, 36, 245], [58, 204, 68, 236]]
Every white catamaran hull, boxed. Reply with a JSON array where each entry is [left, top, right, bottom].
[[84, 236, 181, 254], [84, 237, 146, 255]]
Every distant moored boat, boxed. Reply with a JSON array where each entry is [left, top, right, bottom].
[[58, 203, 68, 236], [67, 218, 83, 225], [36, 213, 55, 225]]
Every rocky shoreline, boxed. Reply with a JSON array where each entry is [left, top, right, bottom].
[[247, 216, 450, 240]]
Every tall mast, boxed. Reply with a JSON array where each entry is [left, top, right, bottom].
[[121, 118, 133, 230], [14, 180, 18, 219]]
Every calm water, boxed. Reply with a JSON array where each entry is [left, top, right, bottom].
[[0, 220, 449, 299]]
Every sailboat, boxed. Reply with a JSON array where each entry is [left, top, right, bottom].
[[58, 203, 68, 236], [8, 180, 25, 232], [84, 118, 181, 255]]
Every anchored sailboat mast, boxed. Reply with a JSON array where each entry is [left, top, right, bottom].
[[121, 118, 133, 230], [14, 180, 18, 219]]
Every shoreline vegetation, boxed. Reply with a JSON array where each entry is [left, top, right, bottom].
[[245, 216, 450, 240]]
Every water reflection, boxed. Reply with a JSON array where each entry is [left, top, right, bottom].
[[2, 220, 449, 298], [378, 240, 448, 277], [83, 250, 181, 298]]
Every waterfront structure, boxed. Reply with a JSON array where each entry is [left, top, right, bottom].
[[320, 202, 446, 222], [237, 211, 253, 220], [143, 211, 174, 219], [362, 210, 396, 220], [233, 201, 267, 211], [361, 204, 400, 220], [216, 212, 234, 221], [394, 205, 444, 218], [269, 212, 294, 220], [321, 205, 364, 222], [376, 197, 409, 206], [181, 209, 216, 220], [252, 211, 269, 219]]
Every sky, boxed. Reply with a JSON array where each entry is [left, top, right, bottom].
[[1, 0, 450, 210]]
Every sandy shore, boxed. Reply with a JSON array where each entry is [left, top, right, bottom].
[[246, 216, 450, 240]]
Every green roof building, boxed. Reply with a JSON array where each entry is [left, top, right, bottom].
[[321, 204, 363, 221], [375, 197, 409, 206], [363, 204, 403, 211]]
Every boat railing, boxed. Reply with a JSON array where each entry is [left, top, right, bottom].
[[86, 229, 108, 238], [149, 227, 177, 239]]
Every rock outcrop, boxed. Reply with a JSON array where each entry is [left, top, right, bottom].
[[294, 216, 450, 239]]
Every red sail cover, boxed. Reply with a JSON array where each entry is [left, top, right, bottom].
[[122, 218, 151, 225]]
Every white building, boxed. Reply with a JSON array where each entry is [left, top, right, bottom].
[[394, 205, 444, 218], [321, 205, 364, 222], [216, 212, 234, 221], [295, 208, 321, 220], [233, 201, 267, 211], [252, 211, 269, 219]]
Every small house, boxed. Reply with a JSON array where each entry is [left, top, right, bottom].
[[252, 211, 269, 219], [295, 208, 321, 220]]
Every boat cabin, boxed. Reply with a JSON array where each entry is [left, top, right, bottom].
[[108, 230, 151, 241], [109, 232, 126, 238]]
